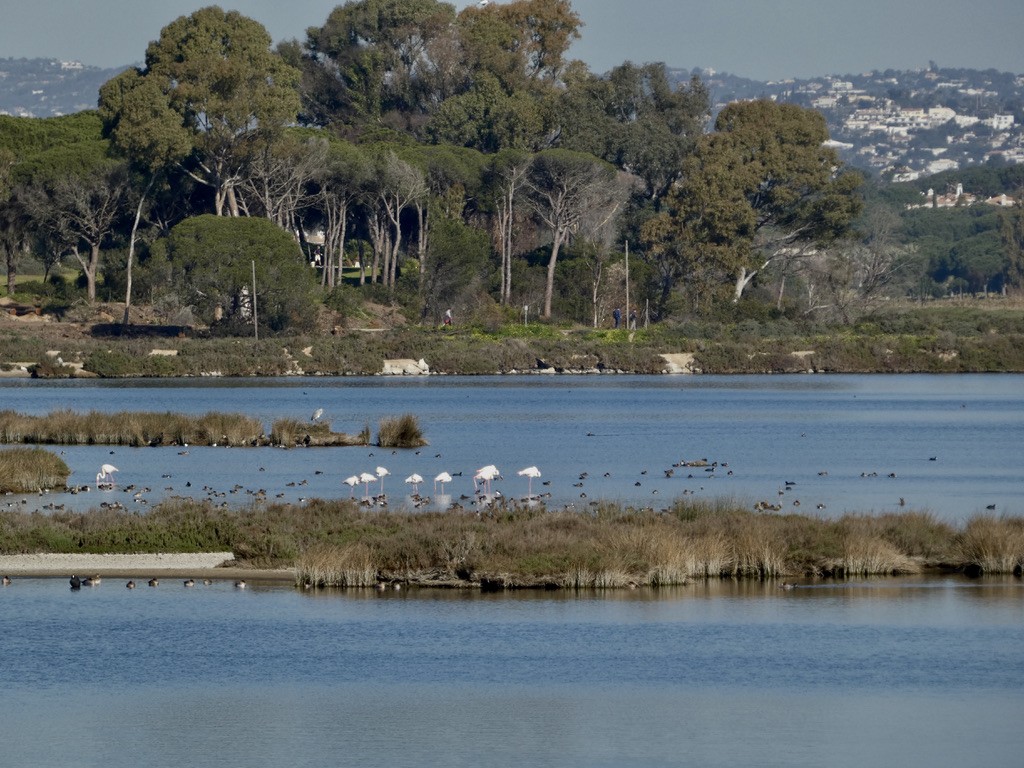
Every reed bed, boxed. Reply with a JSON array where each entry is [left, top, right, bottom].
[[269, 419, 368, 447], [3, 497, 1022, 585], [376, 414, 427, 448], [0, 447, 70, 493], [0, 410, 409, 448]]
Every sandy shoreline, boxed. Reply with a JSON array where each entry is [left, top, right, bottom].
[[0, 552, 294, 582]]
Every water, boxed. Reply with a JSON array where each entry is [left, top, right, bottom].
[[1, 374, 1022, 520], [2, 576, 1022, 767]]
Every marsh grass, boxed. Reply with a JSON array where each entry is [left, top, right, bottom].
[[0, 447, 70, 493], [376, 413, 427, 448], [956, 516, 1024, 574], [0, 410, 404, 448], [270, 419, 367, 447], [2, 496, 1020, 585]]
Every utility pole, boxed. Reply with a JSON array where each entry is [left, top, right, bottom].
[[251, 260, 259, 342], [624, 240, 630, 331]]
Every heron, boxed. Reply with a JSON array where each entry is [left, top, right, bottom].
[[343, 475, 360, 497], [474, 464, 500, 495], [376, 466, 390, 494], [405, 473, 424, 494], [517, 466, 542, 497], [434, 471, 453, 494], [311, 408, 324, 422], [359, 471, 378, 498], [96, 463, 118, 488]]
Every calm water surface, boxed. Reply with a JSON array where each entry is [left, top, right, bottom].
[[1, 577, 1022, 767], [1, 374, 1021, 520]]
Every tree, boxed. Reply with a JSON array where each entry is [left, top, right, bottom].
[[526, 149, 619, 318], [312, 140, 371, 288], [152, 215, 318, 333], [103, 7, 300, 217], [305, 0, 458, 128], [653, 100, 863, 305], [486, 148, 532, 304], [999, 198, 1024, 291]]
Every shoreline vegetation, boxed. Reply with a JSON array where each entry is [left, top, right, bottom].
[[1, 497, 1021, 589], [0, 411, 424, 455], [3, 300, 1024, 378]]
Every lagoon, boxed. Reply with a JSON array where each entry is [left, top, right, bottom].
[[1, 374, 1021, 520], [2, 576, 1022, 767]]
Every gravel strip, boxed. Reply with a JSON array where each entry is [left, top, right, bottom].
[[0, 552, 236, 573]]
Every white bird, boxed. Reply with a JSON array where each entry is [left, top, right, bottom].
[[474, 464, 500, 495], [478, 0, 489, 6], [376, 466, 390, 494], [96, 464, 119, 488], [343, 475, 360, 497], [311, 408, 324, 422], [517, 465, 542, 497], [359, 471, 377, 498], [405, 473, 424, 494], [434, 471, 453, 494]]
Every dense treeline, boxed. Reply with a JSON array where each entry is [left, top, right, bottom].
[[1, 1, 1022, 337]]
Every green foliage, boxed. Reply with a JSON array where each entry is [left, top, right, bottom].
[[0, 447, 70, 492], [154, 215, 318, 334]]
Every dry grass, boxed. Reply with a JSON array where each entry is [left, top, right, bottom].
[[270, 419, 367, 447], [376, 414, 427, 448], [0, 447, 70, 493], [956, 516, 1024, 574]]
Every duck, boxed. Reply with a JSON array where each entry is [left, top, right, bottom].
[[126, 580, 136, 589], [2, 575, 10, 586], [234, 580, 247, 589], [69, 575, 82, 589], [183, 578, 195, 588], [147, 578, 159, 587]]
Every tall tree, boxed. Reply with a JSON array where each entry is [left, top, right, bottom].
[[526, 149, 618, 318], [650, 100, 863, 304], [103, 6, 300, 217]]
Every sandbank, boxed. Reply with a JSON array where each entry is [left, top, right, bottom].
[[0, 552, 294, 582]]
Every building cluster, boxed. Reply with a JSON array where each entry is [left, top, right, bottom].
[[904, 182, 1017, 210], [695, 66, 1024, 183]]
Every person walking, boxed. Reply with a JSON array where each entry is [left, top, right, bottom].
[[629, 309, 637, 330], [612, 307, 622, 328]]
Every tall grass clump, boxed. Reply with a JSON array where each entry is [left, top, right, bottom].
[[296, 543, 379, 587], [269, 419, 367, 447], [376, 413, 427, 448], [956, 515, 1024, 574], [0, 447, 70, 492]]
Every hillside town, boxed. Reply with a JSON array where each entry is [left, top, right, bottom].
[[678, 65, 1024, 182]]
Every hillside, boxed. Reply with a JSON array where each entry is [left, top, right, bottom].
[[0, 57, 128, 117]]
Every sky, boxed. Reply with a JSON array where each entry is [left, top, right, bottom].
[[2, 0, 1023, 80]]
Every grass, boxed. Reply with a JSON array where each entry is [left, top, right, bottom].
[[0, 410, 414, 448], [0, 447, 70, 493], [2, 496, 1020, 587], [376, 413, 427, 448]]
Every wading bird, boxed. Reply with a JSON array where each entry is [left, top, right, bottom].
[[474, 465, 500, 495], [96, 464, 118, 488], [359, 472, 377, 499], [311, 408, 324, 422], [376, 466, 390, 495], [405, 473, 424, 494], [434, 471, 453, 494], [517, 466, 542, 497], [343, 475, 360, 497]]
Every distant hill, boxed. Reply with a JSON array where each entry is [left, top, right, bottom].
[[0, 58, 129, 117]]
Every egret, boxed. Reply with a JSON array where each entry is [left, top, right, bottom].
[[474, 464, 500, 495], [405, 473, 424, 494], [96, 464, 118, 488], [343, 475, 360, 497], [434, 471, 453, 494], [359, 471, 377, 498], [376, 466, 390, 494], [517, 466, 542, 497], [311, 408, 324, 422]]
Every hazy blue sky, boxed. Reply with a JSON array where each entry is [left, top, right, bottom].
[[2, 0, 1023, 79]]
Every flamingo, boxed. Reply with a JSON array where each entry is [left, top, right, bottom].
[[376, 466, 390, 494], [405, 473, 424, 494], [517, 466, 542, 497], [343, 475, 360, 497], [359, 472, 377, 498], [434, 471, 453, 494], [96, 463, 118, 488], [474, 464, 500, 495]]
